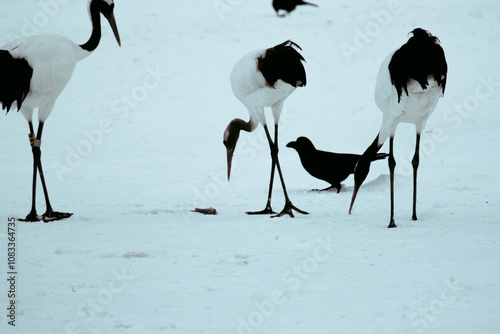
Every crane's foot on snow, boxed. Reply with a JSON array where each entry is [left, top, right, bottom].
[[272, 201, 308, 218], [20, 209, 73, 222], [388, 219, 397, 228], [246, 204, 276, 215], [19, 211, 41, 222], [42, 210, 73, 222]]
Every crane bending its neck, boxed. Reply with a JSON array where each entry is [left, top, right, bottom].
[[223, 118, 257, 180]]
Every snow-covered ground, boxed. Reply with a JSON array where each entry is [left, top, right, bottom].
[[1, 0, 499, 333]]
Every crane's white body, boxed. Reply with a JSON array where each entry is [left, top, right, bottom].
[[230, 49, 296, 127], [1, 35, 91, 122], [375, 50, 444, 144]]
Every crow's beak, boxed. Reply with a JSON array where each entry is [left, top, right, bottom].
[[286, 141, 296, 149]]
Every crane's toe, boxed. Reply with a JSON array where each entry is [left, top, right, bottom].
[[42, 210, 73, 222], [246, 208, 277, 215], [246, 204, 276, 215], [272, 201, 308, 218]]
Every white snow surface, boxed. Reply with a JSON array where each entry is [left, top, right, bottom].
[[1, 0, 499, 333]]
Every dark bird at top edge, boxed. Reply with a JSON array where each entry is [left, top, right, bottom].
[[287, 137, 388, 192], [273, 0, 318, 17]]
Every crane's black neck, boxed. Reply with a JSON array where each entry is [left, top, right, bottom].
[[80, 4, 101, 52], [231, 118, 254, 133]]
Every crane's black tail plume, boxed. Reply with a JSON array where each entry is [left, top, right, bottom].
[[388, 28, 447, 103], [0, 51, 33, 113], [258, 40, 307, 89]]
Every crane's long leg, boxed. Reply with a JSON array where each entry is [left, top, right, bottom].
[[412, 133, 421, 221], [35, 123, 73, 222], [20, 122, 40, 221], [262, 125, 308, 218], [20, 122, 72, 222], [388, 137, 397, 228], [246, 124, 278, 215]]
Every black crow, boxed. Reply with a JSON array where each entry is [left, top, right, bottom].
[[287, 137, 388, 192]]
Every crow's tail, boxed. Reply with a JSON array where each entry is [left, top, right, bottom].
[[371, 153, 389, 162], [300, 1, 319, 7]]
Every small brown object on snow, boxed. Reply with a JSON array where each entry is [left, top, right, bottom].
[[191, 207, 218, 215]]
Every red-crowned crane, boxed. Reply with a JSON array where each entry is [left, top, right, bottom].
[[0, 0, 121, 222], [223, 40, 308, 218], [349, 28, 447, 228]]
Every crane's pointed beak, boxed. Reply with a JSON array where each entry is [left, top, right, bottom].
[[349, 185, 359, 214], [105, 11, 121, 47], [226, 149, 234, 181], [349, 156, 372, 214], [349, 135, 383, 214], [224, 121, 240, 182]]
